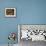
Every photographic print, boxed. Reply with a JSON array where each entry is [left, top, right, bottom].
[[18, 24, 46, 41], [5, 8, 16, 17]]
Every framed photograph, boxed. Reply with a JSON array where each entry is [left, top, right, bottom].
[[5, 8, 16, 17], [18, 24, 46, 42]]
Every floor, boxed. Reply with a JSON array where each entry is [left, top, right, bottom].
[[0, 44, 18, 46], [19, 39, 46, 46], [0, 40, 46, 46]]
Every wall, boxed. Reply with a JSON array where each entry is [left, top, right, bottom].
[[20, 0, 46, 24], [0, 0, 21, 44], [0, 0, 46, 44]]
